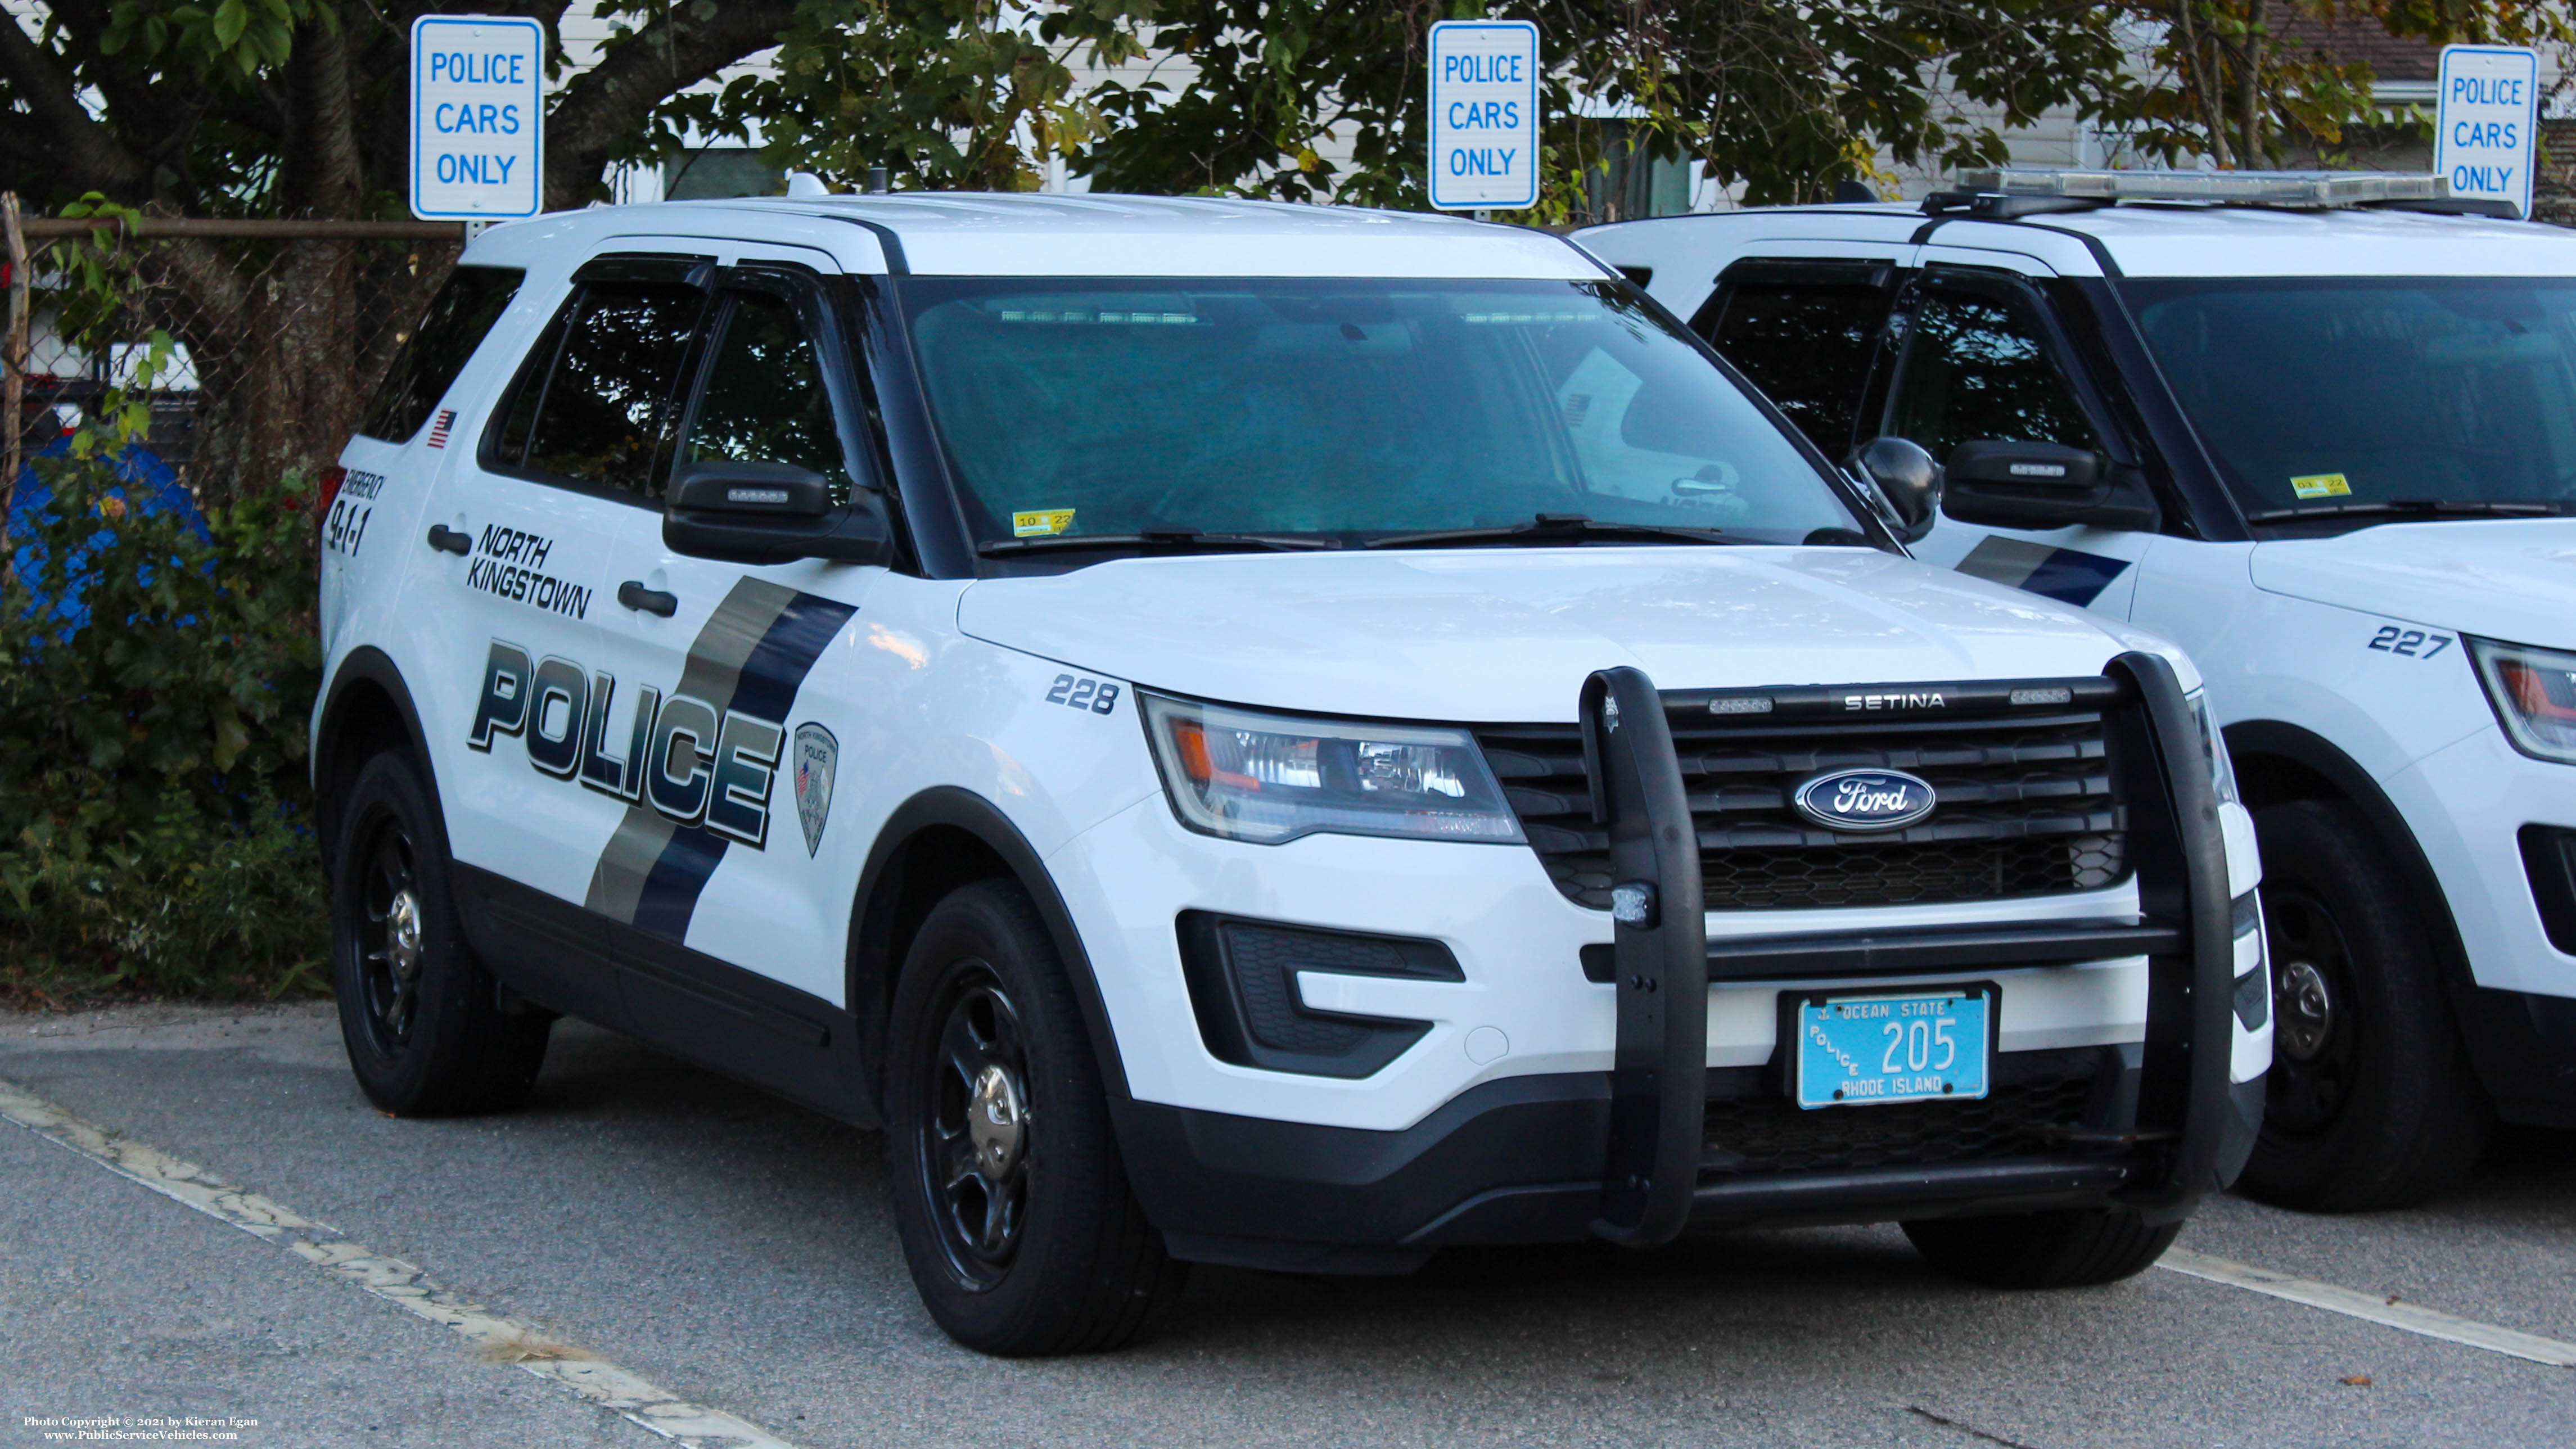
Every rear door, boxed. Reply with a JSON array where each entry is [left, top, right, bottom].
[[422, 251, 711, 1021]]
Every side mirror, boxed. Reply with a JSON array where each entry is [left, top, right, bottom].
[[1853, 436, 1941, 544], [664, 460, 893, 566], [1942, 439, 2157, 531]]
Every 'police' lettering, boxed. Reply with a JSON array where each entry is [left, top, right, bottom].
[[467, 640, 533, 750]]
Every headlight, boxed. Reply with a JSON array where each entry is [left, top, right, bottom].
[[2469, 636, 2576, 765], [1140, 693, 1525, 846], [2188, 690, 2241, 806]]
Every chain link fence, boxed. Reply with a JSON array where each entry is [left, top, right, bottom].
[[12, 218, 465, 503]]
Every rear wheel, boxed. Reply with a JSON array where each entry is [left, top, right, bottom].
[[330, 752, 551, 1116], [884, 880, 1184, 1356], [1903, 1207, 2181, 1289], [2235, 800, 2490, 1211]]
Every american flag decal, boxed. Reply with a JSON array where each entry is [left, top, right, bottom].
[[426, 409, 456, 449]]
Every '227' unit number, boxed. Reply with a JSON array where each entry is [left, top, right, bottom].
[[1046, 674, 1121, 715], [2367, 626, 2453, 658]]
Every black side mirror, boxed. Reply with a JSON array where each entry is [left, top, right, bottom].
[[664, 460, 893, 566], [1942, 439, 2157, 531], [1853, 436, 1941, 544]]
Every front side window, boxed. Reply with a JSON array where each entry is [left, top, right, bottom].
[[493, 281, 704, 496], [2124, 276, 2576, 522], [1883, 286, 2100, 464], [899, 277, 1862, 552], [1702, 280, 1890, 456], [677, 290, 854, 502], [360, 265, 525, 443]]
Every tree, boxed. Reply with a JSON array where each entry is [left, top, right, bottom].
[[0, 2, 804, 493]]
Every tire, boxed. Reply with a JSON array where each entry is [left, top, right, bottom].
[[1903, 1208, 2182, 1289], [2234, 799, 2491, 1211], [883, 880, 1185, 1356], [330, 751, 551, 1116]]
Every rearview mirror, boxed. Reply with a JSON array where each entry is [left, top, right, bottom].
[[1942, 440, 2156, 531], [1853, 436, 1941, 544], [664, 460, 894, 566]]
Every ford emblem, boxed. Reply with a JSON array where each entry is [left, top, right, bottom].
[[1791, 768, 1937, 833]]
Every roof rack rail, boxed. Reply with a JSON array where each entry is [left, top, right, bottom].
[[1948, 166, 2449, 209]]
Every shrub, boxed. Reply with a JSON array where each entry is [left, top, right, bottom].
[[0, 455, 326, 1003]]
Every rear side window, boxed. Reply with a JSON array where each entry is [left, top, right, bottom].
[[493, 282, 705, 497], [359, 265, 525, 443], [1700, 277, 1889, 457]]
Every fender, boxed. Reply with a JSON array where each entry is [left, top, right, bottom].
[[846, 786, 1131, 1108], [311, 645, 439, 863], [2224, 718, 2471, 987]]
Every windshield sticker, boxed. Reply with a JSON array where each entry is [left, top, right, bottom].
[[2291, 473, 2352, 500], [1013, 508, 1076, 538]]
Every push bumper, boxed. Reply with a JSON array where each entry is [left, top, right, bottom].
[[1113, 655, 2246, 1268]]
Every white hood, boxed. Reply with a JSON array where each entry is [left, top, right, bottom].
[[2251, 519, 2576, 648], [958, 546, 2155, 722]]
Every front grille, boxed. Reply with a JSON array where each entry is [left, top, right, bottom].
[[1476, 701, 2129, 912], [1702, 1071, 2099, 1176]]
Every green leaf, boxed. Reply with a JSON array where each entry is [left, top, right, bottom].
[[212, 0, 248, 49]]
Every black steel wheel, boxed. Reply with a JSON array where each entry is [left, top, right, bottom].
[[329, 751, 551, 1116], [2234, 799, 2490, 1211], [916, 965, 1035, 1290], [883, 879, 1184, 1356]]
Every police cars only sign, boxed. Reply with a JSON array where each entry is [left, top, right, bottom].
[[2436, 44, 2539, 219], [1428, 20, 1539, 212], [411, 15, 543, 220]]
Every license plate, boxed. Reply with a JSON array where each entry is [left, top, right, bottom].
[[1794, 988, 1992, 1110]]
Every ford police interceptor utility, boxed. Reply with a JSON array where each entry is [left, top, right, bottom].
[[314, 192, 2262, 1356], [1581, 168, 2576, 1212]]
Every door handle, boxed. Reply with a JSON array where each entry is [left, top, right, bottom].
[[618, 581, 678, 617], [426, 524, 471, 555]]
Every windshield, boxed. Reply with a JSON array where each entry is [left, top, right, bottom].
[[2123, 277, 2576, 522], [899, 277, 1864, 553]]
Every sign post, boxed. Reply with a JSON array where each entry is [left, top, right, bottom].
[[2435, 44, 2539, 219], [410, 15, 544, 222], [1427, 20, 1539, 215]]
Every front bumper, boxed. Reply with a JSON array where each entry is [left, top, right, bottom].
[[1058, 654, 2246, 1258]]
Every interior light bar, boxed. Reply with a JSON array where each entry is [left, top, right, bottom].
[[1953, 167, 2448, 207]]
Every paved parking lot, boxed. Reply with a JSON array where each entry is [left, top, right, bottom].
[[2, 1004, 2569, 1448]]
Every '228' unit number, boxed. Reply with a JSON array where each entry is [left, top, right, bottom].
[[1045, 675, 1121, 715], [2367, 626, 2453, 658]]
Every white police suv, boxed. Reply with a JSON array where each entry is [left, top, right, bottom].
[[1581, 168, 2576, 1211], [315, 192, 2261, 1355]]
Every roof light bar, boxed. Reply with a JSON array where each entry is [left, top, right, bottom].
[[1954, 167, 2448, 207]]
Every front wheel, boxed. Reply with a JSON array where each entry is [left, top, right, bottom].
[[883, 880, 1185, 1356], [1903, 1207, 2181, 1289], [2234, 800, 2491, 1211]]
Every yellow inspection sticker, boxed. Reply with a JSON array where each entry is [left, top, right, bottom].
[[2291, 473, 2352, 500], [1012, 509, 1077, 538]]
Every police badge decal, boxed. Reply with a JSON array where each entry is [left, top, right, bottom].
[[792, 723, 838, 857]]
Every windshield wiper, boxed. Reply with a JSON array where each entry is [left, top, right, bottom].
[[977, 527, 1339, 558], [1365, 512, 1737, 550], [2246, 499, 2566, 523]]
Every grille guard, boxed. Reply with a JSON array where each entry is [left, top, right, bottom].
[[1580, 652, 2234, 1246]]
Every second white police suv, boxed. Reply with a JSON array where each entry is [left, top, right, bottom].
[[317, 193, 2262, 1356], [1581, 167, 2576, 1213]]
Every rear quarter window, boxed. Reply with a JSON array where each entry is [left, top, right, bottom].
[[359, 265, 526, 443]]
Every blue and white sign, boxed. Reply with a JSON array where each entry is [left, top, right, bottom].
[[2436, 44, 2538, 219], [410, 15, 543, 220], [1428, 20, 1539, 212]]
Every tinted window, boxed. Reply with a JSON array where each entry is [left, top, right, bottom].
[[2125, 277, 2576, 517], [903, 278, 1858, 548], [678, 291, 852, 502], [496, 282, 703, 495], [1884, 288, 2099, 463], [359, 265, 524, 443], [1704, 282, 1887, 455]]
